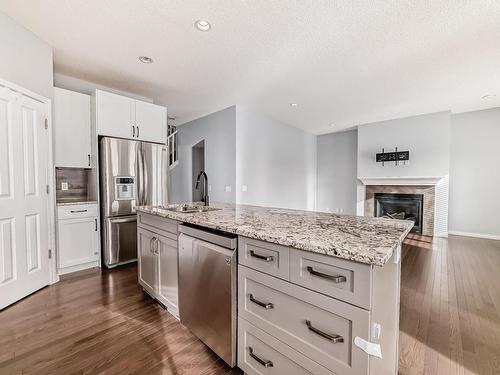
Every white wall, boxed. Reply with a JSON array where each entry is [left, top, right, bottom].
[[449, 108, 500, 237], [316, 130, 358, 214], [54, 73, 153, 102], [236, 106, 316, 210], [169, 106, 236, 204], [357, 111, 451, 179], [0, 13, 53, 99]]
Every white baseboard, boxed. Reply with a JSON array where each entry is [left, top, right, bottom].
[[58, 260, 100, 276], [434, 231, 449, 238], [448, 230, 500, 241]]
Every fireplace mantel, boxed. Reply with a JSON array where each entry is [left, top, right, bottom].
[[358, 176, 444, 186]]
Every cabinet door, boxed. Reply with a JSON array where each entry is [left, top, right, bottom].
[[135, 100, 166, 143], [137, 227, 157, 296], [157, 234, 178, 317], [54, 87, 92, 167], [95, 89, 135, 139], [58, 217, 99, 268]]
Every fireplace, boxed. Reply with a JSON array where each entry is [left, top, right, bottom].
[[374, 193, 424, 234]]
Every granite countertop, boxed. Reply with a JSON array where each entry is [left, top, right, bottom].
[[137, 203, 413, 266], [56, 200, 98, 206]]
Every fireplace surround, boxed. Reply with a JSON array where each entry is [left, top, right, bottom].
[[363, 184, 437, 236], [374, 193, 424, 234]]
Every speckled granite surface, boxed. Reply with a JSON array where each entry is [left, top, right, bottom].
[[56, 201, 98, 206], [137, 203, 414, 266]]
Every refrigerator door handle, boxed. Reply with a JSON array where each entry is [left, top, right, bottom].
[[136, 143, 144, 206], [142, 145, 148, 205]]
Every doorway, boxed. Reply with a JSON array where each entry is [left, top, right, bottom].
[[192, 140, 205, 202]]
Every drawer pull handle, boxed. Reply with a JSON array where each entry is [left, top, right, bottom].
[[306, 266, 347, 283], [249, 294, 274, 310], [248, 347, 273, 368], [70, 209, 88, 213], [250, 250, 274, 262], [305, 320, 344, 343]]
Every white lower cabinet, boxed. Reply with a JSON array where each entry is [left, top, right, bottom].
[[238, 265, 369, 375], [57, 203, 100, 275], [137, 212, 179, 318], [238, 239, 402, 375], [138, 227, 158, 296], [238, 318, 335, 375]]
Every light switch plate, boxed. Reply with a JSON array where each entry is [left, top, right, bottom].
[[61, 182, 69, 191], [241, 185, 247, 192], [225, 185, 232, 192]]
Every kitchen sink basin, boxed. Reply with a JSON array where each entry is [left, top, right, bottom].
[[162, 205, 221, 213]]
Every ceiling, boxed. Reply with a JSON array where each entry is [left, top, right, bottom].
[[2, 0, 500, 134]]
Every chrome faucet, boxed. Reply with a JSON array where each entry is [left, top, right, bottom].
[[195, 171, 209, 206]]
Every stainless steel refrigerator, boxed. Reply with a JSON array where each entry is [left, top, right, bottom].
[[100, 137, 167, 268]]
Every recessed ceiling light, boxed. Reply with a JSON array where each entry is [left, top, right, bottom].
[[195, 20, 211, 32], [139, 56, 153, 64], [290, 103, 298, 108], [481, 94, 496, 100]]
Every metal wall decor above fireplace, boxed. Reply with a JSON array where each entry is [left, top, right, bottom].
[[374, 193, 424, 234]]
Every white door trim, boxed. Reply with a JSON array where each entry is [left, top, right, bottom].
[[0, 77, 58, 285]]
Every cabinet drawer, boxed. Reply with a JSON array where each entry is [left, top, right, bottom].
[[239, 266, 369, 375], [137, 212, 178, 241], [238, 318, 334, 375], [290, 249, 372, 309], [238, 237, 289, 280], [57, 203, 98, 220]]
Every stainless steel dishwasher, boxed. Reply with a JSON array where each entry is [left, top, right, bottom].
[[178, 224, 237, 367]]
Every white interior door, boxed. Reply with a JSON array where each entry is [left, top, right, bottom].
[[0, 85, 51, 310]]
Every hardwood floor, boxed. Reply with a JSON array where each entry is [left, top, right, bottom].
[[0, 235, 499, 374], [0, 264, 241, 375], [399, 234, 500, 375]]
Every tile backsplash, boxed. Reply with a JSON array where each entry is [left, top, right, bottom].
[[56, 168, 91, 203]]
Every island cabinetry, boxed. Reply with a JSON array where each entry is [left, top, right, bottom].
[[137, 212, 179, 317], [238, 236, 401, 375]]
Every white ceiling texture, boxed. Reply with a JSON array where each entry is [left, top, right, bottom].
[[2, 0, 500, 134]]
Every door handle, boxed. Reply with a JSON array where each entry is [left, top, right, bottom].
[[150, 237, 155, 253], [137, 126, 140, 138], [70, 209, 87, 213], [306, 266, 347, 283], [305, 320, 344, 343], [248, 347, 273, 368], [154, 238, 159, 254], [249, 294, 274, 309], [249, 250, 274, 262], [88, 154, 91, 167], [94, 218, 97, 231], [132, 125, 136, 138]]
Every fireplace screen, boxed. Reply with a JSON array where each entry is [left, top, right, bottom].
[[374, 193, 423, 234]]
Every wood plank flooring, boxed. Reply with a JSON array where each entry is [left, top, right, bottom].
[[399, 234, 500, 375], [0, 234, 499, 374]]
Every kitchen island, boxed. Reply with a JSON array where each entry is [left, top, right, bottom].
[[136, 203, 413, 375]]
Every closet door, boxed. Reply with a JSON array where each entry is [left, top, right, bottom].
[[0, 85, 51, 310]]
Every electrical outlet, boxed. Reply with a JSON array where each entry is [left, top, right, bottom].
[[208, 184, 212, 192], [61, 182, 69, 191], [225, 185, 232, 192], [340, 208, 344, 213], [241, 185, 247, 192], [372, 323, 382, 341]]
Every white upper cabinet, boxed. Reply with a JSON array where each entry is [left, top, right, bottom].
[[54, 87, 92, 168], [95, 89, 166, 143], [135, 100, 166, 143], [95, 89, 135, 140]]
